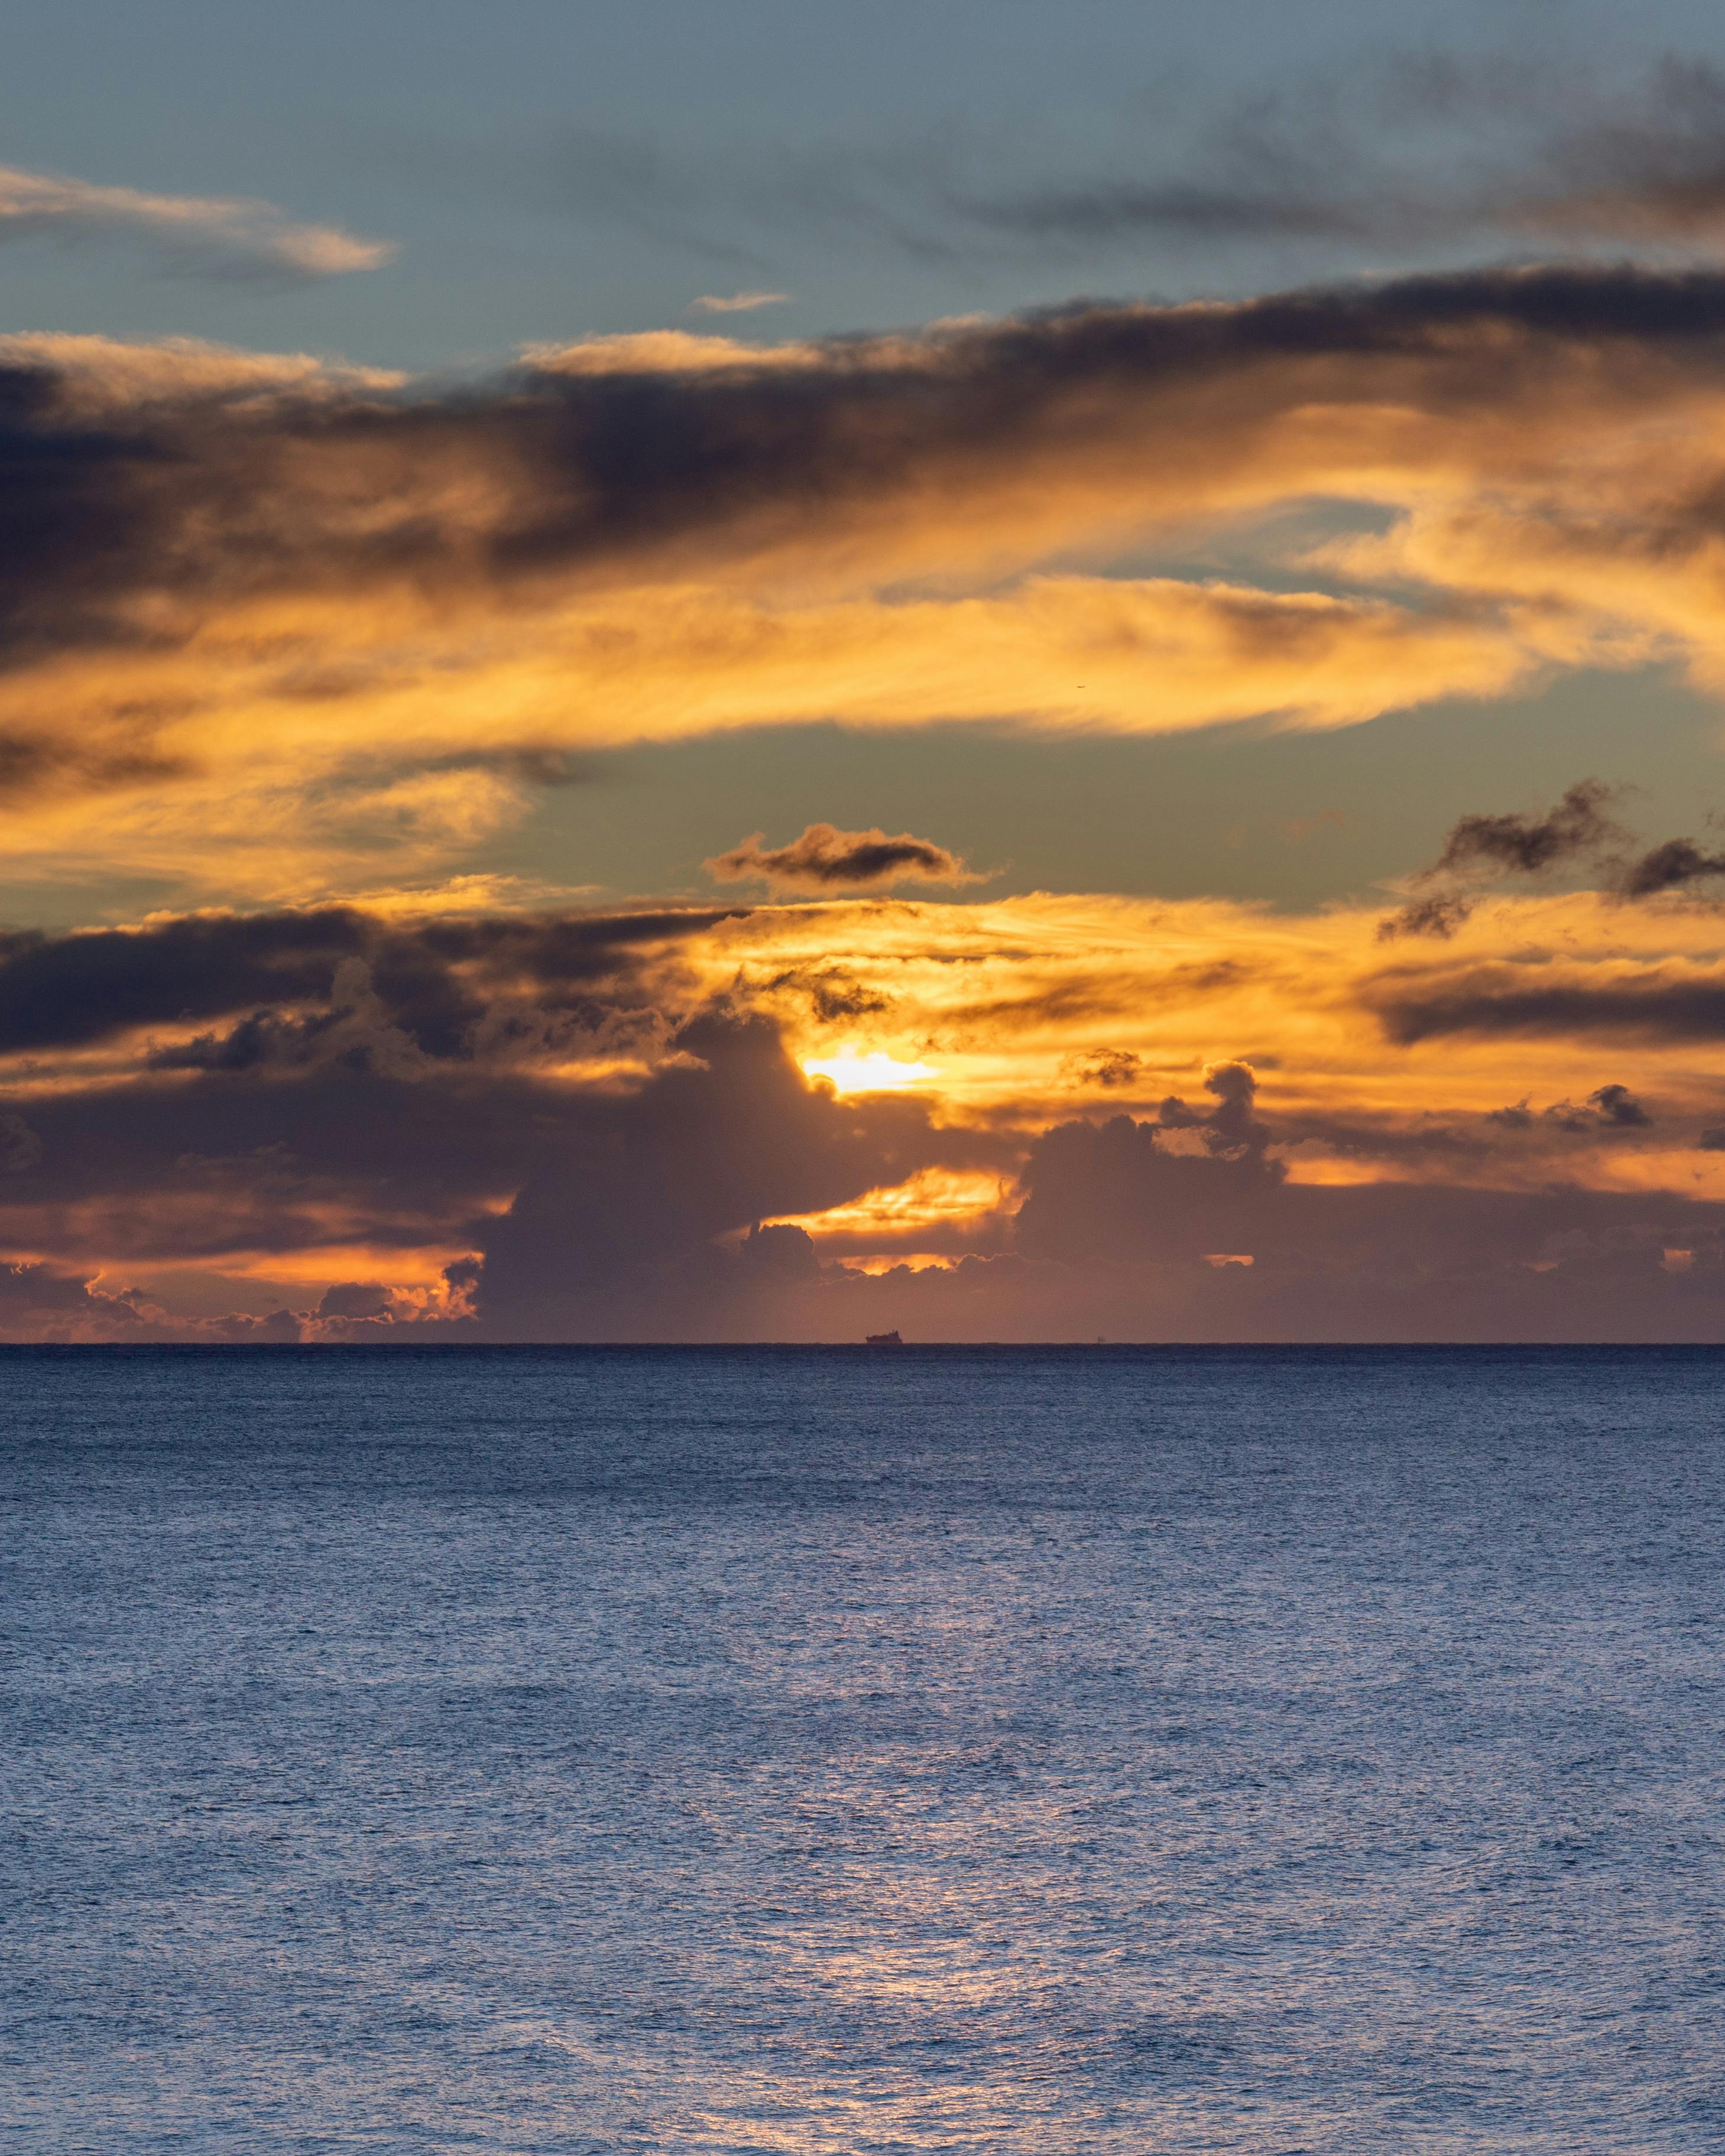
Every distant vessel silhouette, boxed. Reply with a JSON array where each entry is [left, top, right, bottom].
[[864, 1329, 903, 1345]]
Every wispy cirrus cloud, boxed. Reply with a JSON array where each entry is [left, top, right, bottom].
[[688, 289, 790, 313], [537, 53, 1725, 275], [0, 161, 393, 280], [957, 54, 1725, 261]]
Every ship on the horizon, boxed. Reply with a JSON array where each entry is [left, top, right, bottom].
[[864, 1330, 903, 1345]]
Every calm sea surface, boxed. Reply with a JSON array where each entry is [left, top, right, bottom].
[[4, 1345, 1724, 2153]]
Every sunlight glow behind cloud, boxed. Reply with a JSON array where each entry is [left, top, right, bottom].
[[801, 1051, 939, 1095]]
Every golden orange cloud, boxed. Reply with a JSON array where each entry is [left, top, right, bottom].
[[0, 873, 1716, 1337], [7, 274, 1725, 898]]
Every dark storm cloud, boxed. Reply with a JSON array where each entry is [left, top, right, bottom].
[[472, 1011, 962, 1339], [0, 910, 370, 1053], [972, 1086, 1725, 1343], [825, 1238, 1722, 1342], [1014, 1065, 1280, 1267], [9, 1062, 568, 1262], [0, 918, 978, 1338], [705, 822, 974, 892], [0, 902, 741, 1057], [1365, 964, 1725, 1045], [0, 1258, 296, 1342], [1156, 1060, 1270, 1156], [1013, 1112, 1282, 1267]]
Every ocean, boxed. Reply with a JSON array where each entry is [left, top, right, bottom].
[[4, 1345, 1723, 2152]]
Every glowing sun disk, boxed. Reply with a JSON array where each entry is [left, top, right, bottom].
[[802, 1050, 936, 1094]]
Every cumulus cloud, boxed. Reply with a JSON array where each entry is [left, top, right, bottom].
[[0, 162, 392, 280], [0, 1259, 304, 1345], [705, 822, 978, 891]]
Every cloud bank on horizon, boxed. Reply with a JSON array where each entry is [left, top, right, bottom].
[[20, 69, 1725, 1339], [8, 850, 1725, 1341]]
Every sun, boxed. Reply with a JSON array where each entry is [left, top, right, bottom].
[[801, 1049, 938, 1095]]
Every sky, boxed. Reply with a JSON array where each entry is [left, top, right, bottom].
[[16, 1, 1725, 1336]]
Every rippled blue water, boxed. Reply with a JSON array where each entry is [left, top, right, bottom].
[[5, 1345, 1724, 2152]]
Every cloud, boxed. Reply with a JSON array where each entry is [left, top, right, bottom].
[[473, 1011, 956, 1337], [689, 290, 790, 313], [0, 1258, 305, 1343], [1377, 892, 1477, 943], [705, 822, 978, 891], [13, 262, 1725, 892], [0, 902, 748, 1088], [1429, 780, 1626, 879], [1065, 1049, 1144, 1090], [1379, 781, 1628, 938], [525, 52, 1725, 287], [525, 327, 823, 374], [1616, 836, 1725, 897], [945, 53, 1725, 265], [0, 163, 392, 281], [0, 886, 1724, 1338], [1542, 1083, 1653, 1132], [1378, 781, 1725, 939], [1365, 962, 1725, 1045]]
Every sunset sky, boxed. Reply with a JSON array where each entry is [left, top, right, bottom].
[[14, 0, 1725, 1336]]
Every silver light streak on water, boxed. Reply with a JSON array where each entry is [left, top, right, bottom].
[[5, 1345, 1723, 2152]]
